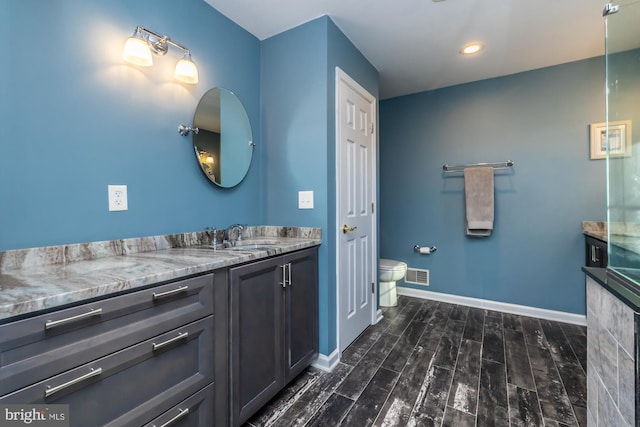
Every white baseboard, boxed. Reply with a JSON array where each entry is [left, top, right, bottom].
[[312, 348, 340, 372], [397, 286, 586, 326], [376, 308, 383, 324]]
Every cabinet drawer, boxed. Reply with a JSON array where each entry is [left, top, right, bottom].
[[0, 316, 214, 427], [0, 273, 214, 395], [144, 383, 214, 427], [585, 236, 607, 268]]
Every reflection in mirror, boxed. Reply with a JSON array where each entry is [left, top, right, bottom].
[[193, 88, 253, 187]]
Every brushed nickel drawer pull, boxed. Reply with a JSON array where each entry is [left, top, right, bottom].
[[45, 367, 102, 398], [156, 408, 190, 427], [152, 332, 189, 351], [45, 308, 103, 330], [152, 285, 189, 300]]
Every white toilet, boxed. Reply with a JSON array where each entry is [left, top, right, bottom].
[[379, 259, 408, 307]]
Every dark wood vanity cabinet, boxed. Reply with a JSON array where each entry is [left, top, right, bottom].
[[229, 247, 319, 426], [0, 245, 319, 426], [585, 235, 608, 268]]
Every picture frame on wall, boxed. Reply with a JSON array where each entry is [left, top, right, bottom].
[[590, 120, 633, 160]]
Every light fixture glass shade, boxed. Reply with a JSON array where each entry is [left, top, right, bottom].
[[174, 53, 199, 84], [123, 32, 152, 66]]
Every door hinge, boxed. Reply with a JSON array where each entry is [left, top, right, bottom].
[[371, 282, 375, 293], [371, 202, 375, 214], [370, 122, 374, 134]]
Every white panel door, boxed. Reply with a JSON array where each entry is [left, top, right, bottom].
[[336, 67, 377, 352]]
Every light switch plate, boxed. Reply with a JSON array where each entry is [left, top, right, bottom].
[[108, 185, 128, 211], [298, 191, 314, 209]]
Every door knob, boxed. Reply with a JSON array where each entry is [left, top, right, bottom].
[[342, 224, 357, 234]]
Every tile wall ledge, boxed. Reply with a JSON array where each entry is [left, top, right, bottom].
[[584, 267, 640, 312], [0, 226, 321, 272]]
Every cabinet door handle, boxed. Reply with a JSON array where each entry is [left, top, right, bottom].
[[152, 285, 189, 300], [45, 367, 102, 398], [280, 264, 287, 288], [45, 308, 103, 330], [287, 263, 292, 286], [154, 408, 190, 427], [152, 332, 189, 351]]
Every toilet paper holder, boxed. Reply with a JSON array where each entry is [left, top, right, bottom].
[[414, 245, 437, 254]]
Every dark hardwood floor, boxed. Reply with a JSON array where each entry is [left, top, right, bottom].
[[245, 296, 587, 427]]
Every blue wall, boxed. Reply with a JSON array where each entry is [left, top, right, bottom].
[[261, 16, 378, 355], [380, 56, 607, 315], [0, 0, 261, 250]]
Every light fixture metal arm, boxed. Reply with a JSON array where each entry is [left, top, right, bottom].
[[137, 26, 190, 54]]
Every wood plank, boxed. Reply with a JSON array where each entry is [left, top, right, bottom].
[[462, 307, 484, 342], [406, 365, 454, 426], [482, 316, 505, 363], [373, 346, 435, 427], [447, 338, 482, 415], [507, 384, 544, 427], [305, 393, 354, 427], [504, 328, 535, 390], [382, 316, 429, 372], [271, 364, 353, 427], [335, 333, 399, 399], [341, 368, 398, 426], [432, 320, 465, 368], [477, 359, 509, 427]]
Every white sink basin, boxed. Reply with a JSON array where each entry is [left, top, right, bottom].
[[227, 240, 279, 251], [229, 244, 277, 251]]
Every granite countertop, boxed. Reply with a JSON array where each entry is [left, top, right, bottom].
[[0, 226, 321, 322], [582, 221, 607, 241], [583, 220, 640, 254]]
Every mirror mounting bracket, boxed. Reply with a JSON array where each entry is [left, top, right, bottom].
[[178, 125, 199, 136]]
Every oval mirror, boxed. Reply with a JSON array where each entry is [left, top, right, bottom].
[[193, 88, 253, 187]]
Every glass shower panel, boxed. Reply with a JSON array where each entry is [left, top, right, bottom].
[[606, 1, 640, 283]]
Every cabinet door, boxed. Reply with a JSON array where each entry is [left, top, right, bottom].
[[229, 257, 284, 425], [284, 247, 319, 382]]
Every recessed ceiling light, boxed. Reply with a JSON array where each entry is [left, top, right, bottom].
[[459, 42, 484, 55]]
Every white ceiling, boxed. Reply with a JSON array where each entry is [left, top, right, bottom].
[[203, 0, 608, 99]]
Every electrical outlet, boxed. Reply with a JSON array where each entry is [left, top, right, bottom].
[[298, 191, 314, 209], [108, 185, 128, 211]]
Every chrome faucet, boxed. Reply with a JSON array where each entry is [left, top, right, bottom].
[[225, 224, 245, 247], [204, 226, 220, 247]]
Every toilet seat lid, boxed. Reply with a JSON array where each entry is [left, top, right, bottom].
[[380, 259, 407, 271]]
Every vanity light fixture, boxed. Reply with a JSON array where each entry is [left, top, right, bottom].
[[459, 42, 484, 56], [123, 26, 199, 84]]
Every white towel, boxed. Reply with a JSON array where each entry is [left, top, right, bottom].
[[464, 167, 494, 237]]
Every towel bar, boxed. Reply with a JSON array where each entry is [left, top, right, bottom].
[[442, 160, 514, 173]]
